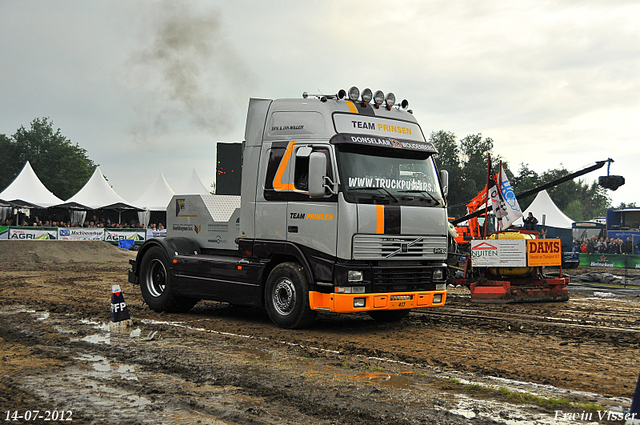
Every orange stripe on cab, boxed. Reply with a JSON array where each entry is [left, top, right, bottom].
[[376, 205, 384, 234], [345, 101, 358, 114], [273, 141, 297, 191]]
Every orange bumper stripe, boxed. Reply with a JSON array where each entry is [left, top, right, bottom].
[[308, 291, 447, 313]]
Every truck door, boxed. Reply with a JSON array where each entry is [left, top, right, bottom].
[[286, 144, 338, 258]]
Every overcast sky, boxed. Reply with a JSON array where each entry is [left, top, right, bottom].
[[1, 0, 638, 210]]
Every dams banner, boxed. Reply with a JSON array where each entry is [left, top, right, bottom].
[[579, 253, 640, 269]]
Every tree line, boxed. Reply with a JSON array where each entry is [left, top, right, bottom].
[[0, 118, 97, 201], [429, 130, 611, 221], [1, 118, 613, 221]]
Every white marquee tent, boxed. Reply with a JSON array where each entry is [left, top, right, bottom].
[[175, 168, 210, 195], [133, 171, 175, 226], [513, 190, 574, 229], [0, 161, 64, 208], [54, 166, 141, 224], [0, 161, 64, 222]]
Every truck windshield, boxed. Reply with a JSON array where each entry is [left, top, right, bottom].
[[336, 145, 444, 206]]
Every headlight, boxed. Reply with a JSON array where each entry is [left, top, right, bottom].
[[433, 294, 443, 304], [385, 92, 395, 109], [336, 286, 365, 294], [362, 88, 373, 104], [348, 86, 360, 101], [436, 283, 446, 291], [348, 270, 363, 282], [433, 269, 444, 280], [373, 90, 385, 106]]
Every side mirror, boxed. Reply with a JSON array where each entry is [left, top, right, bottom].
[[439, 169, 449, 198], [308, 152, 327, 198]]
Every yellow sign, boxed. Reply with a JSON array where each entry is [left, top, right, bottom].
[[527, 239, 562, 266]]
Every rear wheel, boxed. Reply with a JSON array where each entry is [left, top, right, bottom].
[[139, 246, 199, 313], [265, 262, 317, 329], [367, 309, 411, 323]]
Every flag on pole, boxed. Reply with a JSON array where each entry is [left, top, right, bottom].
[[489, 162, 523, 230]]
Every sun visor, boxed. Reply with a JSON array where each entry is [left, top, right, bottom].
[[330, 133, 438, 154]]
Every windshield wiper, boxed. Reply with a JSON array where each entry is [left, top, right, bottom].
[[349, 187, 398, 203], [398, 190, 441, 205]]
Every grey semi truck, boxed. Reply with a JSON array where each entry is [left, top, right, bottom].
[[128, 87, 450, 328]]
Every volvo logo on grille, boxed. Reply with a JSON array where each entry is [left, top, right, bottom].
[[401, 243, 408, 252]]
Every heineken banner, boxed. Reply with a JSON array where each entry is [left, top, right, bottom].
[[58, 228, 105, 241], [579, 253, 640, 269], [104, 229, 146, 244], [8, 227, 58, 240]]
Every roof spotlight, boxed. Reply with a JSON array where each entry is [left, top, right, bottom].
[[348, 86, 360, 102], [385, 92, 396, 110], [362, 88, 373, 104], [400, 99, 409, 110], [302, 92, 309, 99], [337, 89, 347, 100], [373, 90, 385, 108]]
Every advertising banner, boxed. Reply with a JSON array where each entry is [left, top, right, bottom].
[[104, 229, 146, 244], [471, 239, 527, 267], [146, 229, 167, 239], [8, 227, 58, 240], [58, 228, 105, 241], [0, 226, 8, 240], [579, 253, 640, 269], [527, 239, 562, 267]]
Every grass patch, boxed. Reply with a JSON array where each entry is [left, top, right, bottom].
[[441, 379, 605, 412]]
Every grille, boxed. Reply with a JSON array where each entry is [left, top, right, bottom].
[[352, 234, 447, 260], [371, 266, 436, 292]]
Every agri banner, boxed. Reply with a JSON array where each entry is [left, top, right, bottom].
[[58, 228, 105, 241], [104, 229, 146, 244], [579, 253, 640, 269], [8, 227, 58, 240], [0, 226, 8, 240]]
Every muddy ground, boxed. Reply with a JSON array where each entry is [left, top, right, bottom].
[[1, 241, 639, 424]]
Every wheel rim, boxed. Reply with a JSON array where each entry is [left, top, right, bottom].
[[145, 258, 167, 298], [272, 277, 296, 316]]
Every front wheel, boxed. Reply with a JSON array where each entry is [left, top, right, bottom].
[[139, 246, 199, 313], [367, 309, 411, 323], [265, 262, 317, 329]]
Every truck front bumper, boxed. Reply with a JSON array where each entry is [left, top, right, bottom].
[[308, 290, 447, 313]]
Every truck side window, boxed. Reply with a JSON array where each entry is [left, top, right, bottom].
[[294, 155, 309, 191]]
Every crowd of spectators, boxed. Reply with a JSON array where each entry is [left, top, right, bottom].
[[1, 213, 165, 230], [574, 235, 640, 255]]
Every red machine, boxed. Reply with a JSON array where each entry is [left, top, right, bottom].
[[453, 230, 569, 303], [449, 159, 617, 304]]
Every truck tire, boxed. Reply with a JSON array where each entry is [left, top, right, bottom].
[[139, 246, 199, 313], [265, 262, 317, 329], [367, 309, 411, 322]]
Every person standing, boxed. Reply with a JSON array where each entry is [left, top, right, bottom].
[[523, 212, 538, 230]]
